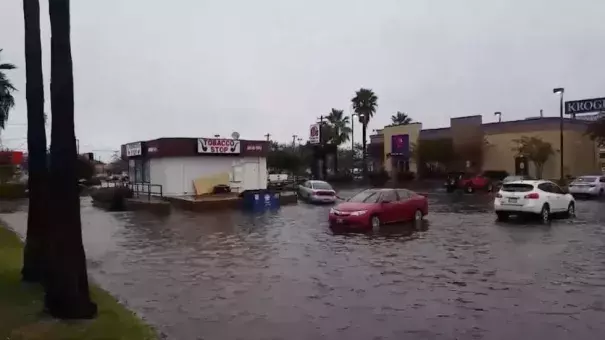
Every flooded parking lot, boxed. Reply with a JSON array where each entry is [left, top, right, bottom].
[[2, 190, 605, 340]]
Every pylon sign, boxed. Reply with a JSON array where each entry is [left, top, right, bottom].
[[309, 123, 320, 144]]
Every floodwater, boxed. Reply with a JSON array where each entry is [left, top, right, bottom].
[[2, 191, 605, 340]]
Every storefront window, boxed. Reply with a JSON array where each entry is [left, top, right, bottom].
[[134, 159, 143, 183], [128, 159, 135, 181], [143, 159, 150, 183]]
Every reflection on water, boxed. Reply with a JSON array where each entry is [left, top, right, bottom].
[[1, 193, 604, 340]]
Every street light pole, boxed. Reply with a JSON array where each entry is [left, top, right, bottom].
[[553, 87, 565, 180]]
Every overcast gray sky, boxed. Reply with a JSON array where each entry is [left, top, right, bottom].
[[1, 0, 604, 160]]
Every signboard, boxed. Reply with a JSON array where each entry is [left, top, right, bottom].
[[309, 124, 320, 144], [125, 142, 142, 157], [197, 138, 240, 154], [565, 97, 605, 115], [390, 134, 409, 157]]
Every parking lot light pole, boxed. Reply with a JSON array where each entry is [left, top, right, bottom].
[[553, 87, 565, 181]]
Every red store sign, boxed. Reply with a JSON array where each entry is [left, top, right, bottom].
[[197, 138, 241, 154]]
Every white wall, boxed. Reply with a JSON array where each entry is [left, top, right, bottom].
[[149, 156, 267, 197]]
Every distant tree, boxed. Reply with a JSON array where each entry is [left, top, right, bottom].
[[0, 49, 17, 130], [325, 109, 352, 146], [390, 111, 413, 125], [586, 117, 605, 146], [325, 108, 352, 173], [351, 88, 378, 178], [512, 136, 554, 179]]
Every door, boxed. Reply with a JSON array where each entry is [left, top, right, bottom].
[[243, 160, 260, 191], [379, 190, 399, 223], [396, 189, 414, 221], [549, 183, 568, 211], [300, 181, 311, 198], [539, 183, 564, 212], [515, 156, 529, 176]]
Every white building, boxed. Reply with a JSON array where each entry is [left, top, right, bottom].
[[122, 137, 269, 197]]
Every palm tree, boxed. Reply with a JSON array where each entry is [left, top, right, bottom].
[[351, 88, 378, 178], [0, 49, 17, 130], [326, 109, 352, 145], [390, 111, 412, 125], [45, 0, 97, 319], [21, 0, 51, 284], [326, 108, 352, 173]]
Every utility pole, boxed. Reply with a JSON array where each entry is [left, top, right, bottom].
[[264, 133, 271, 141], [316, 115, 327, 180], [292, 134, 298, 147]]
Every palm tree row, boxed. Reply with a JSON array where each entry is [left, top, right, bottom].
[[19, 0, 95, 320], [322, 89, 415, 176]]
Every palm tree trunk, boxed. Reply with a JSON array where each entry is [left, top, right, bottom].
[[21, 0, 49, 284], [45, 0, 97, 319], [362, 122, 367, 179], [333, 127, 339, 174]]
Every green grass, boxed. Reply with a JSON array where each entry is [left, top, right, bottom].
[[0, 226, 157, 340]]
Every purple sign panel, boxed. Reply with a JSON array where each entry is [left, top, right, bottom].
[[391, 134, 409, 157]]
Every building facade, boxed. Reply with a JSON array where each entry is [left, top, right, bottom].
[[121, 137, 269, 196], [369, 116, 603, 179]]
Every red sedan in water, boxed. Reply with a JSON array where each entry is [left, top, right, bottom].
[[328, 188, 429, 229]]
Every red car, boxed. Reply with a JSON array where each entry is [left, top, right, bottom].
[[445, 172, 492, 193], [328, 188, 429, 230]]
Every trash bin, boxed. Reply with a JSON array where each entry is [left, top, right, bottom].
[[241, 190, 280, 211]]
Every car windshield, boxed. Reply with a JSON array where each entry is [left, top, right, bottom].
[[574, 176, 597, 183], [348, 190, 380, 203], [501, 183, 534, 192], [311, 181, 333, 190]]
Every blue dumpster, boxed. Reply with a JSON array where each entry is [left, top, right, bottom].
[[242, 190, 280, 211]]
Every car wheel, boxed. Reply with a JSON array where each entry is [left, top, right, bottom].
[[496, 211, 509, 221], [540, 204, 550, 224], [565, 202, 575, 218], [599, 189, 604, 198], [414, 210, 423, 221], [465, 185, 474, 194], [370, 215, 381, 230]]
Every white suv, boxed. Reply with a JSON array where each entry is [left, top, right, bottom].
[[494, 180, 575, 223]]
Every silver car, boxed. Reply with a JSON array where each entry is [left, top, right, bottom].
[[298, 180, 337, 203], [569, 175, 605, 198]]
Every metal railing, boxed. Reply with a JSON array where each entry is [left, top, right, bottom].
[[128, 182, 163, 201]]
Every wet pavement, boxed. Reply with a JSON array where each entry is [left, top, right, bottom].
[[2, 190, 605, 340]]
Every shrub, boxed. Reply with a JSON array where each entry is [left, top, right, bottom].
[[396, 171, 416, 181], [0, 183, 27, 199], [368, 169, 390, 187]]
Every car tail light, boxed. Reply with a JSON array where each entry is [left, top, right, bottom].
[[524, 193, 539, 199], [495, 193, 502, 198]]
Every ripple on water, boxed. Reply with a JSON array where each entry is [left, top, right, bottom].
[[1, 192, 605, 339]]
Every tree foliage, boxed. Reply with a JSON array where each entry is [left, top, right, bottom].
[[351, 88, 378, 176], [351, 88, 378, 126], [390, 111, 413, 125], [324, 108, 352, 146], [0, 49, 17, 130], [586, 117, 605, 146], [512, 136, 554, 178]]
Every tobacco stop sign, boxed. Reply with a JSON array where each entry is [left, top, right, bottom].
[[197, 138, 241, 154]]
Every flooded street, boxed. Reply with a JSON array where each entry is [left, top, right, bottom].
[[2, 191, 605, 340]]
